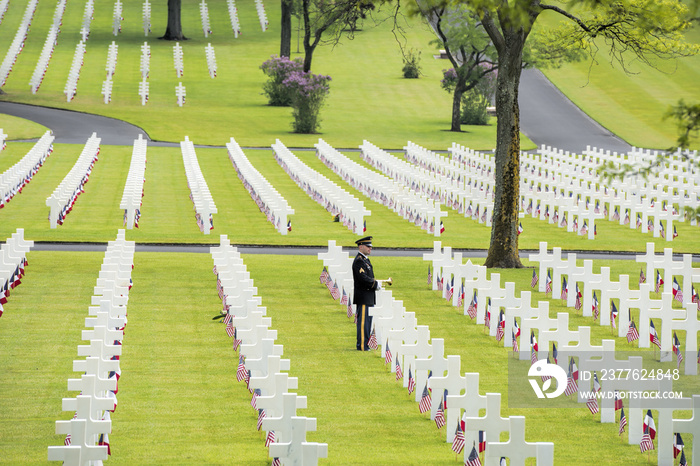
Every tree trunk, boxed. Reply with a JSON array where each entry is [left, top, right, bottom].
[[160, 0, 187, 40], [451, 87, 463, 132], [280, 0, 292, 57], [303, 43, 314, 72], [484, 31, 526, 269]]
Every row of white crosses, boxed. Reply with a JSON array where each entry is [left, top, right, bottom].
[[1, 131, 54, 208], [273, 139, 371, 234], [81, 0, 94, 41], [200, 0, 212, 37], [180, 136, 216, 233], [317, 240, 554, 465], [227, 0, 241, 37], [205, 43, 217, 78], [29, 0, 67, 94], [211, 236, 328, 465], [138, 42, 150, 105], [0, 0, 9, 25], [0, 0, 39, 87], [120, 135, 148, 229], [407, 141, 497, 226], [316, 139, 446, 236], [424, 241, 699, 464], [523, 144, 700, 241], [361, 140, 450, 234], [46, 133, 101, 228], [48, 230, 134, 465], [142, 0, 151, 36], [173, 42, 184, 77], [112, 0, 123, 35], [255, 0, 268, 31], [0, 229, 33, 318], [529, 241, 700, 375], [64, 41, 86, 102], [226, 137, 294, 235], [101, 42, 119, 104], [519, 148, 604, 240], [175, 82, 186, 106]]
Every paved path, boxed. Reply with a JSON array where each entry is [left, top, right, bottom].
[[2, 70, 632, 153]]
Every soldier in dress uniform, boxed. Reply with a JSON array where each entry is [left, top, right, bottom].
[[353, 236, 381, 351]]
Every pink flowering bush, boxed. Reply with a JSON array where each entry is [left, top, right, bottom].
[[260, 55, 304, 106], [282, 71, 331, 133]]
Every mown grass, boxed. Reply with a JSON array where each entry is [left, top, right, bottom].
[[0, 251, 695, 464]]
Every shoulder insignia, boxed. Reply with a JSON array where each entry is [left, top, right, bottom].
[[360, 268, 365, 274]]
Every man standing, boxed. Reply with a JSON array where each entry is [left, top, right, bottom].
[[353, 236, 380, 351]]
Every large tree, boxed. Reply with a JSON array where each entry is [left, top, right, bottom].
[[442, 0, 700, 268], [281, 0, 294, 57], [161, 0, 187, 40], [300, 0, 376, 71]]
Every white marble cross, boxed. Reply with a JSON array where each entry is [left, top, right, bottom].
[[176, 82, 186, 107], [670, 303, 700, 375], [463, 393, 510, 457], [428, 355, 463, 421], [400, 325, 430, 390], [48, 419, 108, 464], [446, 372, 485, 444], [414, 339, 447, 404], [267, 416, 327, 465], [484, 416, 554, 466], [519, 301, 555, 361], [672, 395, 700, 463], [255, 375, 306, 419], [423, 241, 450, 290]]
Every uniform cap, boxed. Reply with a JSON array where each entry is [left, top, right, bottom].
[[355, 236, 372, 247]]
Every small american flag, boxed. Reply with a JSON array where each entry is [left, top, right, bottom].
[[445, 277, 454, 301], [465, 445, 481, 466], [340, 288, 348, 305], [673, 332, 684, 368], [512, 330, 519, 353], [226, 320, 234, 338], [418, 384, 431, 413], [236, 355, 246, 382], [368, 329, 378, 350], [395, 358, 403, 380], [484, 299, 491, 329], [347, 298, 354, 319], [618, 406, 627, 435], [427, 265, 432, 285], [407, 368, 415, 395], [639, 269, 646, 284], [384, 341, 392, 365], [434, 399, 446, 429], [639, 426, 654, 453], [496, 310, 505, 342], [544, 271, 552, 295], [561, 277, 568, 300], [457, 284, 465, 308], [586, 372, 600, 414], [330, 281, 341, 300], [530, 269, 538, 288], [627, 319, 640, 343], [233, 328, 242, 351], [319, 266, 328, 283], [466, 292, 477, 319], [564, 372, 578, 396], [265, 430, 275, 447], [251, 388, 261, 409], [257, 408, 266, 431], [451, 423, 465, 454]]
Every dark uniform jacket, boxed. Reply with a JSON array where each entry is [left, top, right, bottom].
[[352, 252, 378, 306]]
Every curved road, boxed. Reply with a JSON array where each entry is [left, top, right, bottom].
[[2, 70, 631, 153]]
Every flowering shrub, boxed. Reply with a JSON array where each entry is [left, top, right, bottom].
[[260, 55, 304, 106], [402, 49, 421, 78], [282, 71, 332, 133]]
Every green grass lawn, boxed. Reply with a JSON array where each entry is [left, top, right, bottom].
[[0, 251, 695, 464]]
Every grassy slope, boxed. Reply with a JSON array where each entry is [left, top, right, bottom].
[[0, 251, 695, 464], [539, 11, 700, 151], [0, 0, 511, 150]]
